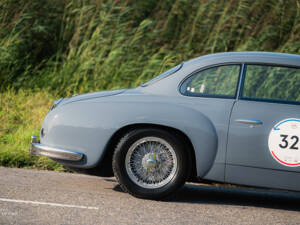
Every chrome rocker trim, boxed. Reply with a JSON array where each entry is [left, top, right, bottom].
[[30, 135, 83, 161]]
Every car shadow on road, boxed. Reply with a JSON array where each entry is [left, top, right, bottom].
[[173, 183, 300, 211], [108, 178, 300, 211]]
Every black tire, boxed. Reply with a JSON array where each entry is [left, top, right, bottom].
[[112, 128, 190, 200]]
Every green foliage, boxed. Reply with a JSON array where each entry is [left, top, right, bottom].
[[0, 0, 299, 96], [0, 0, 299, 170], [0, 89, 66, 170]]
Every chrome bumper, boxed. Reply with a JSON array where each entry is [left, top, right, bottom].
[[30, 135, 83, 161]]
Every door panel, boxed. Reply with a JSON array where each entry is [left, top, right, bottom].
[[227, 100, 300, 172], [226, 64, 300, 191], [225, 100, 300, 190]]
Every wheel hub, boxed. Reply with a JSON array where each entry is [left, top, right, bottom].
[[142, 153, 158, 171]]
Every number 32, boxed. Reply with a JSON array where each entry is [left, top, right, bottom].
[[279, 135, 299, 150]]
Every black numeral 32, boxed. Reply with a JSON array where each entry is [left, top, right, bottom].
[[279, 134, 299, 150]]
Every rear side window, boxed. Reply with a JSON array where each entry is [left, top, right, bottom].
[[181, 64, 241, 98], [242, 65, 300, 103]]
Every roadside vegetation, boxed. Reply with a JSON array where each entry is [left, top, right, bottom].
[[0, 0, 299, 170], [0, 90, 66, 170]]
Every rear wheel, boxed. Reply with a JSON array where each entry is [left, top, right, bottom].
[[112, 128, 189, 200]]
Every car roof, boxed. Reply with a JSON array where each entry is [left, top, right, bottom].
[[140, 52, 300, 96], [186, 51, 300, 68]]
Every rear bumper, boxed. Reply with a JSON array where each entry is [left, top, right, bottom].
[[30, 135, 84, 161]]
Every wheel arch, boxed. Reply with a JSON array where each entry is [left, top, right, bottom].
[[98, 123, 197, 180]]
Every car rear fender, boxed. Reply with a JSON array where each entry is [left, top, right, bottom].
[[109, 102, 218, 177], [41, 101, 218, 177]]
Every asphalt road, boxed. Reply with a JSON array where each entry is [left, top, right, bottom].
[[0, 168, 300, 225]]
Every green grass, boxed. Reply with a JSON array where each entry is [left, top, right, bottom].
[[0, 90, 66, 170], [0, 0, 299, 170]]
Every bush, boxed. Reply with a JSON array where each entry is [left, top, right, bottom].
[[0, 0, 299, 95]]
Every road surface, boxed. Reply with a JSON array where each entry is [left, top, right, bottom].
[[0, 167, 300, 225]]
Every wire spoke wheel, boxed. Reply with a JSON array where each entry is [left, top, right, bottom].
[[113, 128, 189, 199], [125, 137, 178, 189]]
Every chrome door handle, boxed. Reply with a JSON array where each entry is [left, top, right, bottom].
[[235, 119, 263, 126]]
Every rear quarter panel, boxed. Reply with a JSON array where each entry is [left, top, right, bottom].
[[41, 95, 218, 177]]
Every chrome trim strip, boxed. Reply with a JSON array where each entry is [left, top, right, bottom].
[[30, 135, 83, 161], [235, 119, 263, 125]]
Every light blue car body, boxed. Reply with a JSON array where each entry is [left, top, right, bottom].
[[36, 52, 300, 191]]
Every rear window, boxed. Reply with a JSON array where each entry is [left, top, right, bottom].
[[242, 65, 300, 103], [180, 64, 241, 98], [141, 62, 183, 87]]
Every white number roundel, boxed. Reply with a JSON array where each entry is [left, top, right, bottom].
[[268, 119, 300, 167]]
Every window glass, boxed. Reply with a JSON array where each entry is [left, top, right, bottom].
[[243, 65, 300, 102], [183, 65, 240, 97]]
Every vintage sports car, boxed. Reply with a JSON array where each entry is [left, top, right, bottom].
[[31, 52, 300, 199]]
